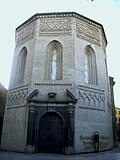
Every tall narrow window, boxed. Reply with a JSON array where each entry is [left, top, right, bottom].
[[46, 41, 62, 80], [85, 53, 89, 83], [84, 45, 98, 85], [52, 48, 57, 80], [16, 47, 27, 84]]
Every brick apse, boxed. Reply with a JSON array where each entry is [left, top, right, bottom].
[[1, 12, 113, 154]]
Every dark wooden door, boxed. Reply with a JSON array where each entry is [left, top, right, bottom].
[[38, 112, 63, 153]]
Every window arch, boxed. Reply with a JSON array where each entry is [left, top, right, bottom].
[[84, 45, 98, 85], [45, 40, 62, 80], [16, 47, 27, 84]]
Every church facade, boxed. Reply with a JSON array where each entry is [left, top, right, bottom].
[[1, 12, 113, 154]]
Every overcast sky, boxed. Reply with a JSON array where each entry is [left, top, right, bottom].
[[0, 0, 120, 106]]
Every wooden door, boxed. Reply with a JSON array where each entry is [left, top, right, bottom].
[[38, 112, 63, 153]]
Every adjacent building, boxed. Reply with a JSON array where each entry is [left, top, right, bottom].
[[0, 83, 7, 144], [1, 12, 114, 154], [109, 77, 116, 146], [115, 107, 120, 138]]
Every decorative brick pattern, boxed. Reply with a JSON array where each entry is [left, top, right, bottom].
[[7, 87, 28, 106], [16, 21, 36, 46], [76, 19, 100, 45], [34, 83, 72, 86], [39, 17, 71, 36], [78, 85, 105, 109]]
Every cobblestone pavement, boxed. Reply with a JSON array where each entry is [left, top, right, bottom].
[[0, 148, 120, 160]]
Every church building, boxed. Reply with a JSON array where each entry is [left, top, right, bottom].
[[1, 12, 113, 154]]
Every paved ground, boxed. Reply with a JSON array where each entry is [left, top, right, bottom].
[[0, 148, 120, 160]]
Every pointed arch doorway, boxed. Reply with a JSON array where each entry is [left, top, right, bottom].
[[38, 112, 64, 154]]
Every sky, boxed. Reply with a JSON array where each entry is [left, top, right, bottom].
[[0, 0, 120, 106]]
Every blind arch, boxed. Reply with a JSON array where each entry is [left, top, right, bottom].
[[16, 47, 27, 84]]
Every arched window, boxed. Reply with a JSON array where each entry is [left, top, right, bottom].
[[52, 47, 57, 80], [84, 45, 98, 85], [16, 47, 27, 84], [45, 41, 62, 80]]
